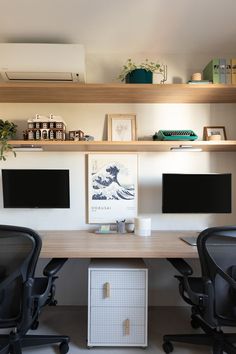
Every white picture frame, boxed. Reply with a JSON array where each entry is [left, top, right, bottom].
[[107, 114, 137, 141], [203, 126, 227, 140], [88, 153, 138, 223]]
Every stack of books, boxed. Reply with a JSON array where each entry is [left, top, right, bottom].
[[203, 58, 236, 84]]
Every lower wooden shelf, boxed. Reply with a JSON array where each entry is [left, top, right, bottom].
[[9, 140, 236, 152]]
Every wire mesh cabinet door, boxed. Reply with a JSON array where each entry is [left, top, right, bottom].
[[87, 259, 148, 347]]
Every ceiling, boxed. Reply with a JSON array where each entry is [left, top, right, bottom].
[[0, 0, 236, 55]]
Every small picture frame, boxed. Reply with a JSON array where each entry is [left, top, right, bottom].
[[107, 114, 137, 141], [203, 126, 227, 141]]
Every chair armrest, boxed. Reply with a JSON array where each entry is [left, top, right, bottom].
[[43, 258, 68, 277], [167, 258, 193, 276], [168, 258, 208, 307]]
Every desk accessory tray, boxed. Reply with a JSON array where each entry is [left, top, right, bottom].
[[94, 230, 117, 234]]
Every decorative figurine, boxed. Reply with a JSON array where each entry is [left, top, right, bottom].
[[69, 130, 85, 141], [24, 114, 66, 141]]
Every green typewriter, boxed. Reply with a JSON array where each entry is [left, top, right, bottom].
[[153, 130, 198, 141]]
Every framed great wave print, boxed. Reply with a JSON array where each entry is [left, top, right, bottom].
[[88, 153, 138, 223]]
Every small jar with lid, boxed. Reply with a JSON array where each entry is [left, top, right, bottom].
[[35, 130, 41, 140], [41, 130, 48, 139], [28, 130, 34, 140], [49, 129, 54, 140]]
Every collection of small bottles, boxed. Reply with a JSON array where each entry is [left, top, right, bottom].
[[26, 129, 65, 140], [24, 115, 66, 141]]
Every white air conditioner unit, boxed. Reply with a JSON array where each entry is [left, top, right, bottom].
[[0, 43, 86, 82]]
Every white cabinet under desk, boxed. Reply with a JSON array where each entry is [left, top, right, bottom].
[[87, 258, 148, 347]]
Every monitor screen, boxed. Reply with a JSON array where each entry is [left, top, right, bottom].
[[162, 173, 231, 213], [2, 169, 70, 208]]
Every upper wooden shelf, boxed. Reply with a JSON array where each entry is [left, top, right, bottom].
[[1, 83, 236, 103], [9, 140, 236, 152]]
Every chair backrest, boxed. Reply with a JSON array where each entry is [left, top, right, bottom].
[[0, 225, 41, 328], [197, 226, 236, 324]]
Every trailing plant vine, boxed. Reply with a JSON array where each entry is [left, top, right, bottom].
[[0, 119, 17, 161]]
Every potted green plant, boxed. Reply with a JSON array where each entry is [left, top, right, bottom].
[[0, 119, 17, 161], [118, 58, 167, 84]]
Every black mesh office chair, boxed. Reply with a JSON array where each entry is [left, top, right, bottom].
[[163, 226, 236, 354], [0, 224, 70, 354]]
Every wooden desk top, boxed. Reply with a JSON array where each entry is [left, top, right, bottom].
[[39, 230, 198, 259]]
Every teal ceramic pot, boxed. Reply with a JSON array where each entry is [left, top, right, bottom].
[[125, 69, 153, 83]]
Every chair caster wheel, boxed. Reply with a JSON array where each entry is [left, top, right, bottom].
[[59, 341, 69, 354], [163, 341, 173, 353], [30, 320, 39, 330], [191, 318, 200, 329]]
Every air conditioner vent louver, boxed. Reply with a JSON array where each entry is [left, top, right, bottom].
[[0, 43, 85, 82], [4, 71, 79, 82]]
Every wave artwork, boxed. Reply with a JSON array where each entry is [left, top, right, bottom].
[[92, 164, 135, 200]]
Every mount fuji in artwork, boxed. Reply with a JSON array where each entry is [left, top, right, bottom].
[[92, 164, 135, 200]]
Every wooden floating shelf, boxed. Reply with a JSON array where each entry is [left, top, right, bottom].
[[9, 140, 236, 152], [1, 83, 236, 103]]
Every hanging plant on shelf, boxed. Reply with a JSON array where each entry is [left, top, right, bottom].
[[0, 119, 17, 161], [118, 58, 167, 84]]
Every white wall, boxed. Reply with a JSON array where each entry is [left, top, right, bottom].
[[86, 52, 236, 84], [0, 52, 236, 305], [1, 103, 236, 231]]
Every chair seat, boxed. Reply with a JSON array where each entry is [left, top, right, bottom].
[[163, 226, 236, 354], [0, 225, 69, 354]]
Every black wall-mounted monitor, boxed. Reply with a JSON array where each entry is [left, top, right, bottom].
[[2, 169, 70, 208], [162, 173, 231, 213]]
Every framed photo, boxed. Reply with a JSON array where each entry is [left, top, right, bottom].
[[203, 126, 227, 141], [88, 153, 138, 223], [107, 114, 137, 141]]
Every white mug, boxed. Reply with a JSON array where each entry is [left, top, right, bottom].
[[134, 217, 151, 236]]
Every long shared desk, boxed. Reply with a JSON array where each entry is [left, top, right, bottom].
[[39, 230, 198, 259]]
